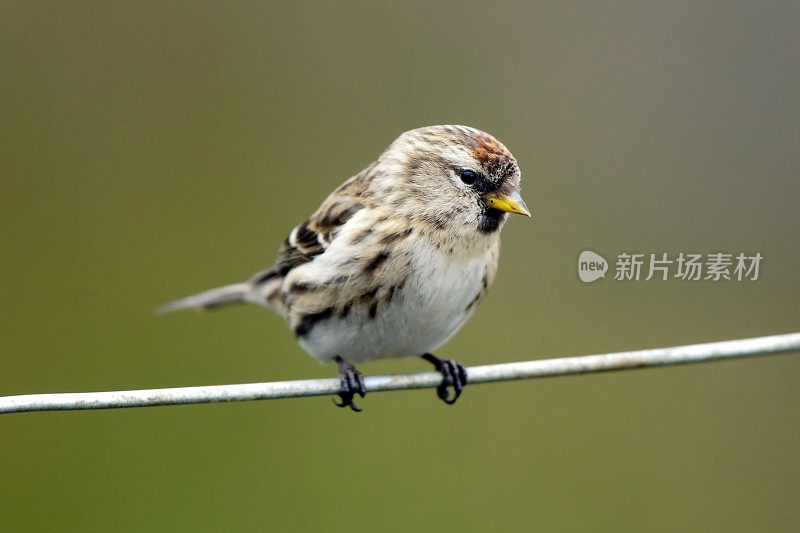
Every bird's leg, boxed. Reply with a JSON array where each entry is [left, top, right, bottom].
[[334, 356, 366, 412], [421, 353, 468, 405]]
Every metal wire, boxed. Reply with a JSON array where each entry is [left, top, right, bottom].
[[2, 332, 798, 414]]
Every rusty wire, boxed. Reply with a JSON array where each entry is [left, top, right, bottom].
[[1, 331, 799, 414]]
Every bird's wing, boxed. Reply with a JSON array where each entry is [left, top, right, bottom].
[[250, 165, 375, 285], [271, 195, 365, 276], [157, 166, 374, 315]]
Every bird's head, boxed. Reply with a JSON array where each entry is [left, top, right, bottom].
[[372, 125, 530, 240]]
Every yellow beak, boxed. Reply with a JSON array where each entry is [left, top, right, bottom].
[[483, 189, 531, 217]]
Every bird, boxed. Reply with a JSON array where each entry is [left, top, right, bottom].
[[156, 125, 530, 411]]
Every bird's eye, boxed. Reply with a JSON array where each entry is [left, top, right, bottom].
[[459, 169, 477, 185]]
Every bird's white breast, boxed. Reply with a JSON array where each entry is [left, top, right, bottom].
[[296, 241, 493, 364]]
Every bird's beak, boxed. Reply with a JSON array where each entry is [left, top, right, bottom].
[[483, 189, 531, 217]]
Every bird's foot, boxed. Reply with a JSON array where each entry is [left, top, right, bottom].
[[421, 353, 468, 405], [334, 356, 365, 412]]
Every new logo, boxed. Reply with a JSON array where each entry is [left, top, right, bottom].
[[578, 250, 608, 283]]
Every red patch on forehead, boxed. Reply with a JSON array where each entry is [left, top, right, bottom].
[[471, 132, 516, 174], [472, 131, 517, 176]]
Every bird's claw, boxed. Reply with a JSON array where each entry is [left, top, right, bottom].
[[422, 353, 468, 405], [334, 356, 365, 412]]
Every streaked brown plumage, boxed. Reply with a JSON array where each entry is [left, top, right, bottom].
[[158, 125, 530, 410]]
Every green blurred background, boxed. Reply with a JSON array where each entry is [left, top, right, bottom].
[[2, 1, 799, 531]]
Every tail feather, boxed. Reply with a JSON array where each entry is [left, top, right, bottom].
[[155, 283, 250, 314]]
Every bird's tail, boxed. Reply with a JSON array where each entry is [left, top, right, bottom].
[[155, 267, 285, 315], [154, 283, 251, 314]]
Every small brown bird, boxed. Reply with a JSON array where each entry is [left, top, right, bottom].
[[157, 125, 530, 410]]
